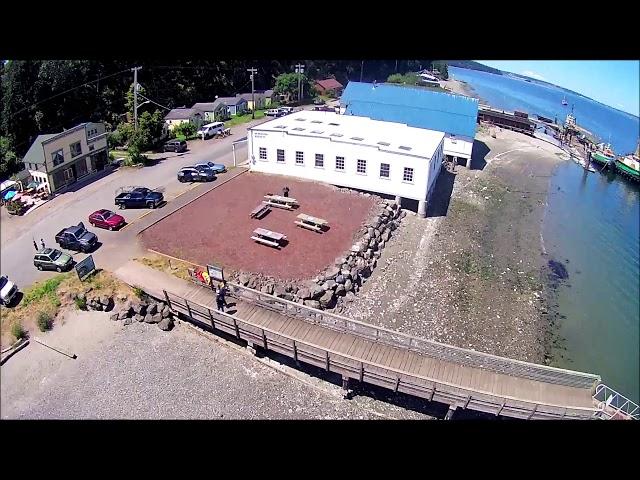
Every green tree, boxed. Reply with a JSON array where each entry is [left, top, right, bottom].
[[274, 73, 313, 102], [0, 136, 21, 180], [432, 61, 449, 80]]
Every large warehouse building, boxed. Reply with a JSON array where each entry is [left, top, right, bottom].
[[248, 111, 445, 216], [340, 82, 479, 168]]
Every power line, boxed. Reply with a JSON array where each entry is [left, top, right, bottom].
[[7, 68, 131, 120]]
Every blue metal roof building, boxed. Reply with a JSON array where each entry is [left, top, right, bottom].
[[340, 82, 479, 139]]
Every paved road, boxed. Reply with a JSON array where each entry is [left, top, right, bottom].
[[0, 119, 262, 290]]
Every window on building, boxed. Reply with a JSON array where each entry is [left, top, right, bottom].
[[398, 145, 412, 151], [377, 141, 390, 146], [311, 130, 324, 134], [293, 127, 305, 131], [329, 123, 340, 126], [351, 136, 364, 141], [52, 149, 64, 166], [336, 156, 345, 171], [380, 163, 390, 178], [70, 141, 82, 158], [357, 159, 366, 174], [295, 151, 304, 165], [311, 120, 323, 124], [315, 154, 324, 168], [277, 149, 285, 162], [403, 167, 414, 183], [259, 147, 267, 160], [330, 133, 343, 137]]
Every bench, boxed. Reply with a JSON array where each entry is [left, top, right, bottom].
[[295, 220, 321, 232], [266, 201, 293, 210], [251, 236, 280, 248], [250, 203, 270, 219]]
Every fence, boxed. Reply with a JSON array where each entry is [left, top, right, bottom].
[[227, 283, 601, 390], [592, 384, 639, 420], [163, 289, 597, 420]]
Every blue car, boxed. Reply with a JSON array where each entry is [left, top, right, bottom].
[[194, 162, 227, 174]]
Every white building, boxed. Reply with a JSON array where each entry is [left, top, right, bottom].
[[247, 111, 445, 216]]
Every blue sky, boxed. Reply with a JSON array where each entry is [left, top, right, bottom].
[[477, 61, 639, 117]]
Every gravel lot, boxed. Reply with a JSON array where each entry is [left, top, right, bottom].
[[1, 311, 431, 420]]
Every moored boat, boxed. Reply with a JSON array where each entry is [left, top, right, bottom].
[[615, 154, 640, 181], [591, 143, 616, 166]]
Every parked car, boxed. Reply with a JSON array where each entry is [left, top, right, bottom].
[[313, 98, 324, 105], [0, 275, 18, 306], [89, 209, 126, 230], [197, 122, 225, 139], [163, 139, 187, 152], [115, 187, 164, 209], [278, 106, 294, 115], [55, 222, 98, 253], [265, 108, 284, 117], [193, 162, 227, 174], [34, 248, 73, 272], [177, 167, 215, 183]]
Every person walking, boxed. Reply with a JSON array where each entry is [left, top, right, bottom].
[[216, 282, 227, 313], [282, 186, 289, 198], [40, 238, 46, 250], [33, 239, 38, 251]]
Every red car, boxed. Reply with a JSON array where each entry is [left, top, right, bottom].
[[88, 209, 126, 230]]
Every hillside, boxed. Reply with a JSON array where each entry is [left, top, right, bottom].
[[447, 60, 503, 76]]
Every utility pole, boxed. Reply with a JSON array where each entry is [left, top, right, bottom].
[[247, 67, 257, 119], [131, 66, 142, 131], [295, 63, 304, 103]]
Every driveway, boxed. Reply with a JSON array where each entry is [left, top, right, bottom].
[[0, 118, 265, 291]]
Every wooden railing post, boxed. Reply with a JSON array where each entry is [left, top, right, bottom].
[[163, 290, 172, 310], [394, 377, 401, 393], [325, 351, 330, 372], [262, 329, 267, 350], [463, 395, 472, 409], [359, 362, 364, 383], [233, 317, 240, 339], [208, 309, 215, 329], [293, 340, 299, 365], [527, 404, 538, 420], [429, 385, 436, 402], [497, 400, 506, 416], [185, 299, 192, 318]]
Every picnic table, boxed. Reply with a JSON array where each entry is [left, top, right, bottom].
[[251, 228, 287, 248], [264, 194, 298, 210], [295, 213, 328, 232], [250, 202, 271, 219]]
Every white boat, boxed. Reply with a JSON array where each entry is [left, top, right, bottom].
[[562, 96, 568, 106]]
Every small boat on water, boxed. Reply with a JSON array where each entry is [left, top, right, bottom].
[[562, 96, 568, 106], [591, 143, 616, 166]]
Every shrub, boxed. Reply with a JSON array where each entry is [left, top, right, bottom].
[[23, 276, 66, 306], [133, 286, 145, 299], [173, 122, 197, 139], [11, 321, 27, 340], [36, 311, 53, 332], [74, 296, 87, 310]]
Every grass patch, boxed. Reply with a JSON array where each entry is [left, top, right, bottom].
[[22, 275, 67, 307], [136, 254, 193, 282], [133, 286, 145, 299], [224, 110, 266, 128], [36, 311, 53, 332], [11, 321, 27, 341], [74, 296, 87, 310]]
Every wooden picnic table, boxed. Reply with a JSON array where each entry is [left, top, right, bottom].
[[251, 227, 287, 248], [264, 194, 298, 205], [250, 202, 270, 219], [295, 213, 328, 232]]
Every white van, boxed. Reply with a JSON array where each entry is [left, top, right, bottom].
[[197, 122, 225, 139]]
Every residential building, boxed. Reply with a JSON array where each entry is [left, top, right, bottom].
[[164, 108, 203, 131], [22, 122, 109, 194], [237, 89, 275, 111], [192, 101, 231, 122], [340, 81, 479, 168], [314, 78, 344, 97], [216, 96, 248, 116], [247, 111, 445, 217]]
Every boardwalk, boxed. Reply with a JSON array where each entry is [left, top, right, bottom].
[[115, 261, 600, 419]]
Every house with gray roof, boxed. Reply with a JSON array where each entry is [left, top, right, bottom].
[[237, 89, 275, 111], [164, 108, 203, 131], [22, 122, 109, 194], [192, 96, 249, 121]]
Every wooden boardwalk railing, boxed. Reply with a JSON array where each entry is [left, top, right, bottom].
[[163, 288, 599, 420], [226, 283, 601, 390]]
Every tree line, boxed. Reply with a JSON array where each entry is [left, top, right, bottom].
[[1, 59, 443, 179]]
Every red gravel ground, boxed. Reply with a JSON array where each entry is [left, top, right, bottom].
[[141, 172, 376, 281]]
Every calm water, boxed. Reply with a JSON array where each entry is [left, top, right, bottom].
[[451, 67, 640, 402], [450, 66, 639, 154]]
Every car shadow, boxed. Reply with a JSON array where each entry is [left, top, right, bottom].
[[3, 291, 24, 308]]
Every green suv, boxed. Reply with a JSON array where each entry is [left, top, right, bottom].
[[34, 248, 74, 272]]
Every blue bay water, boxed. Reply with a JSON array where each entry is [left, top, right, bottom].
[[450, 66, 639, 154], [450, 67, 640, 403]]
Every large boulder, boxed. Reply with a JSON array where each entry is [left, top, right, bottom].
[[304, 299, 321, 309], [135, 314, 144, 322], [147, 303, 158, 316], [344, 279, 353, 292], [123, 318, 133, 326], [373, 228, 381, 238], [368, 238, 378, 250], [282, 293, 295, 301], [297, 288, 311, 300], [274, 285, 287, 298], [110, 312, 119, 321], [335, 275, 345, 285], [365, 249, 373, 260], [322, 280, 336, 290], [360, 266, 371, 278], [319, 290, 336, 309], [340, 270, 351, 280], [261, 284, 274, 295], [247, 277, 258, 290], [310, 285, 324, 300], [344, 291, 356, 303], [370, 258, 377, 269], [335, 284, 346, 296], [382, 229, 391, 242], [143, 314, 155, 323], [323, 266, 340, 281], [334, 257, 347, 266], [161, 304, 171, 318], [239, 273, 250, 286], [158, 318, 174, 331], [367, 227, 374, 237]]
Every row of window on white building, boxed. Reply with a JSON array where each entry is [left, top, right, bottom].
[[258, 147, 418, 183]]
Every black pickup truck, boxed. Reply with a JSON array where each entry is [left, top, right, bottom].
[[55, 222, 98, 253], [114, 187, 164, 209]]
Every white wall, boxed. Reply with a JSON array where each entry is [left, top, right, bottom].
[[248, 130, 444, 201], [443, 135, 473, 160]]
